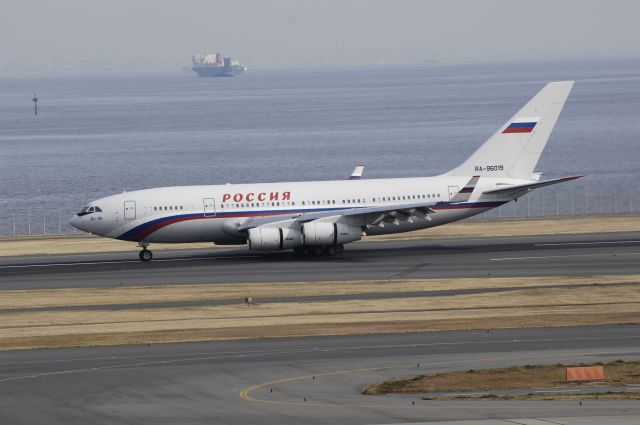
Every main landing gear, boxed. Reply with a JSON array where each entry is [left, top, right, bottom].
[[293, 244, 344, 258], [138, 243, 153, 262]]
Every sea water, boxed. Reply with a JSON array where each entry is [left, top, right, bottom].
[[1, 58, 639, 234]]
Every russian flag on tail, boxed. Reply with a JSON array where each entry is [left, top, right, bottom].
[[502, 117, 540, 134]]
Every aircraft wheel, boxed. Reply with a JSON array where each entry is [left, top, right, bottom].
[[139, 249, 153, 262], [310, 246, 324, 257], [325, 245, 336, 256], [335, 244, 344, 254]]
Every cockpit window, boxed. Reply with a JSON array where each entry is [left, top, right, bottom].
[[77, 206, 102, 216]]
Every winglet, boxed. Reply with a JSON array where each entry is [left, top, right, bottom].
[[349, 165, 365, 180], [449, 175, 480, 203]]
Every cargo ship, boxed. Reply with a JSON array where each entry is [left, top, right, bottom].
[[192, 53, 246, 77]]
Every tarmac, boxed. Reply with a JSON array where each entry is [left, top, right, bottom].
[[0, 231, 638, 290], [1, 232, 639, 423], [1, 325, 639, 424]]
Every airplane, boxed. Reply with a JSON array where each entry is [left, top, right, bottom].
[[70, 81, 582, 262]]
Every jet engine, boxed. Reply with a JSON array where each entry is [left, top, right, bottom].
[[302, 222, 362, 246], [247, 227, 303, 251]]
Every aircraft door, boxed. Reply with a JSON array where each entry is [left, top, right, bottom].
[[203, 198, 216, 217], [447, 186, 459, 200], [124, 200, 136, 220]]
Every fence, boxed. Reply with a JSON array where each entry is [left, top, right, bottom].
[[0, 190, 639, 237], [475, 190, 640, 220], [0, 210, 79, 237]]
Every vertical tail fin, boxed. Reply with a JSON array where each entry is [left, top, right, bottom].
[[447, 81, 574, 179]]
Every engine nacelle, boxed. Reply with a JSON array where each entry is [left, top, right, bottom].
[[302, 222, 362, 246], [247, 227, 303, 251]]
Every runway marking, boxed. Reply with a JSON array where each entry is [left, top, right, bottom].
[[0, 348, 328, 383], [0, 255, 259, 270], [3, 335, 640, 368], [535, 240, 640, 247], [0, 248, 220, 262], [0, 347, 329, 367], [4, 335, 640, 381], [491, 252, 640, 261], [446, 392, 490, 396]]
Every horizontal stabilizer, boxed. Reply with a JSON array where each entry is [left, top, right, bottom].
[[483, 175, 583, 196]]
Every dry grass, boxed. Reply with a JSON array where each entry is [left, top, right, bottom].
[[364, 360, 640, 395], [1, 276, 640, 350], [3, 275, 639, 310], [1, 215, 638, 257], [442, 392, 640, 401]]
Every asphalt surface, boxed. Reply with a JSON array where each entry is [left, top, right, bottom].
[[2, 232, 639, 423], [1, 325, 639, 424], [0, 232, 639, 290]]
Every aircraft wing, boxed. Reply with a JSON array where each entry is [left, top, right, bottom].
[[483, 175, 583, 196], [236, 201, 437, 231]]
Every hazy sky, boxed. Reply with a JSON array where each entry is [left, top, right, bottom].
[[1, 0, 639, 75]]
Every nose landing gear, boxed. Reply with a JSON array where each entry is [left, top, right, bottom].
[[138, 242, 153, 262], [139, 249, 153, 262]]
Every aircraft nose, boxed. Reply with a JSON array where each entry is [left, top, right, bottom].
[[69, 214, 84, 231]]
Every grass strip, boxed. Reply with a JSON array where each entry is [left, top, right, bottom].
[[363, 359, 640, 397]]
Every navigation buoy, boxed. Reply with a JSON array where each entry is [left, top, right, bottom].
[[32, 94, 39, 116]]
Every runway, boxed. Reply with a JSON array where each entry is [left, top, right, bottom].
[[0, 231, 639, 290], [1, 232, 640, 423], [1, 325, 639, 424]]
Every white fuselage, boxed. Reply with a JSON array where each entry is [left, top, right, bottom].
[[69, 80, 578, 258], [70, 174, 520, 245]]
